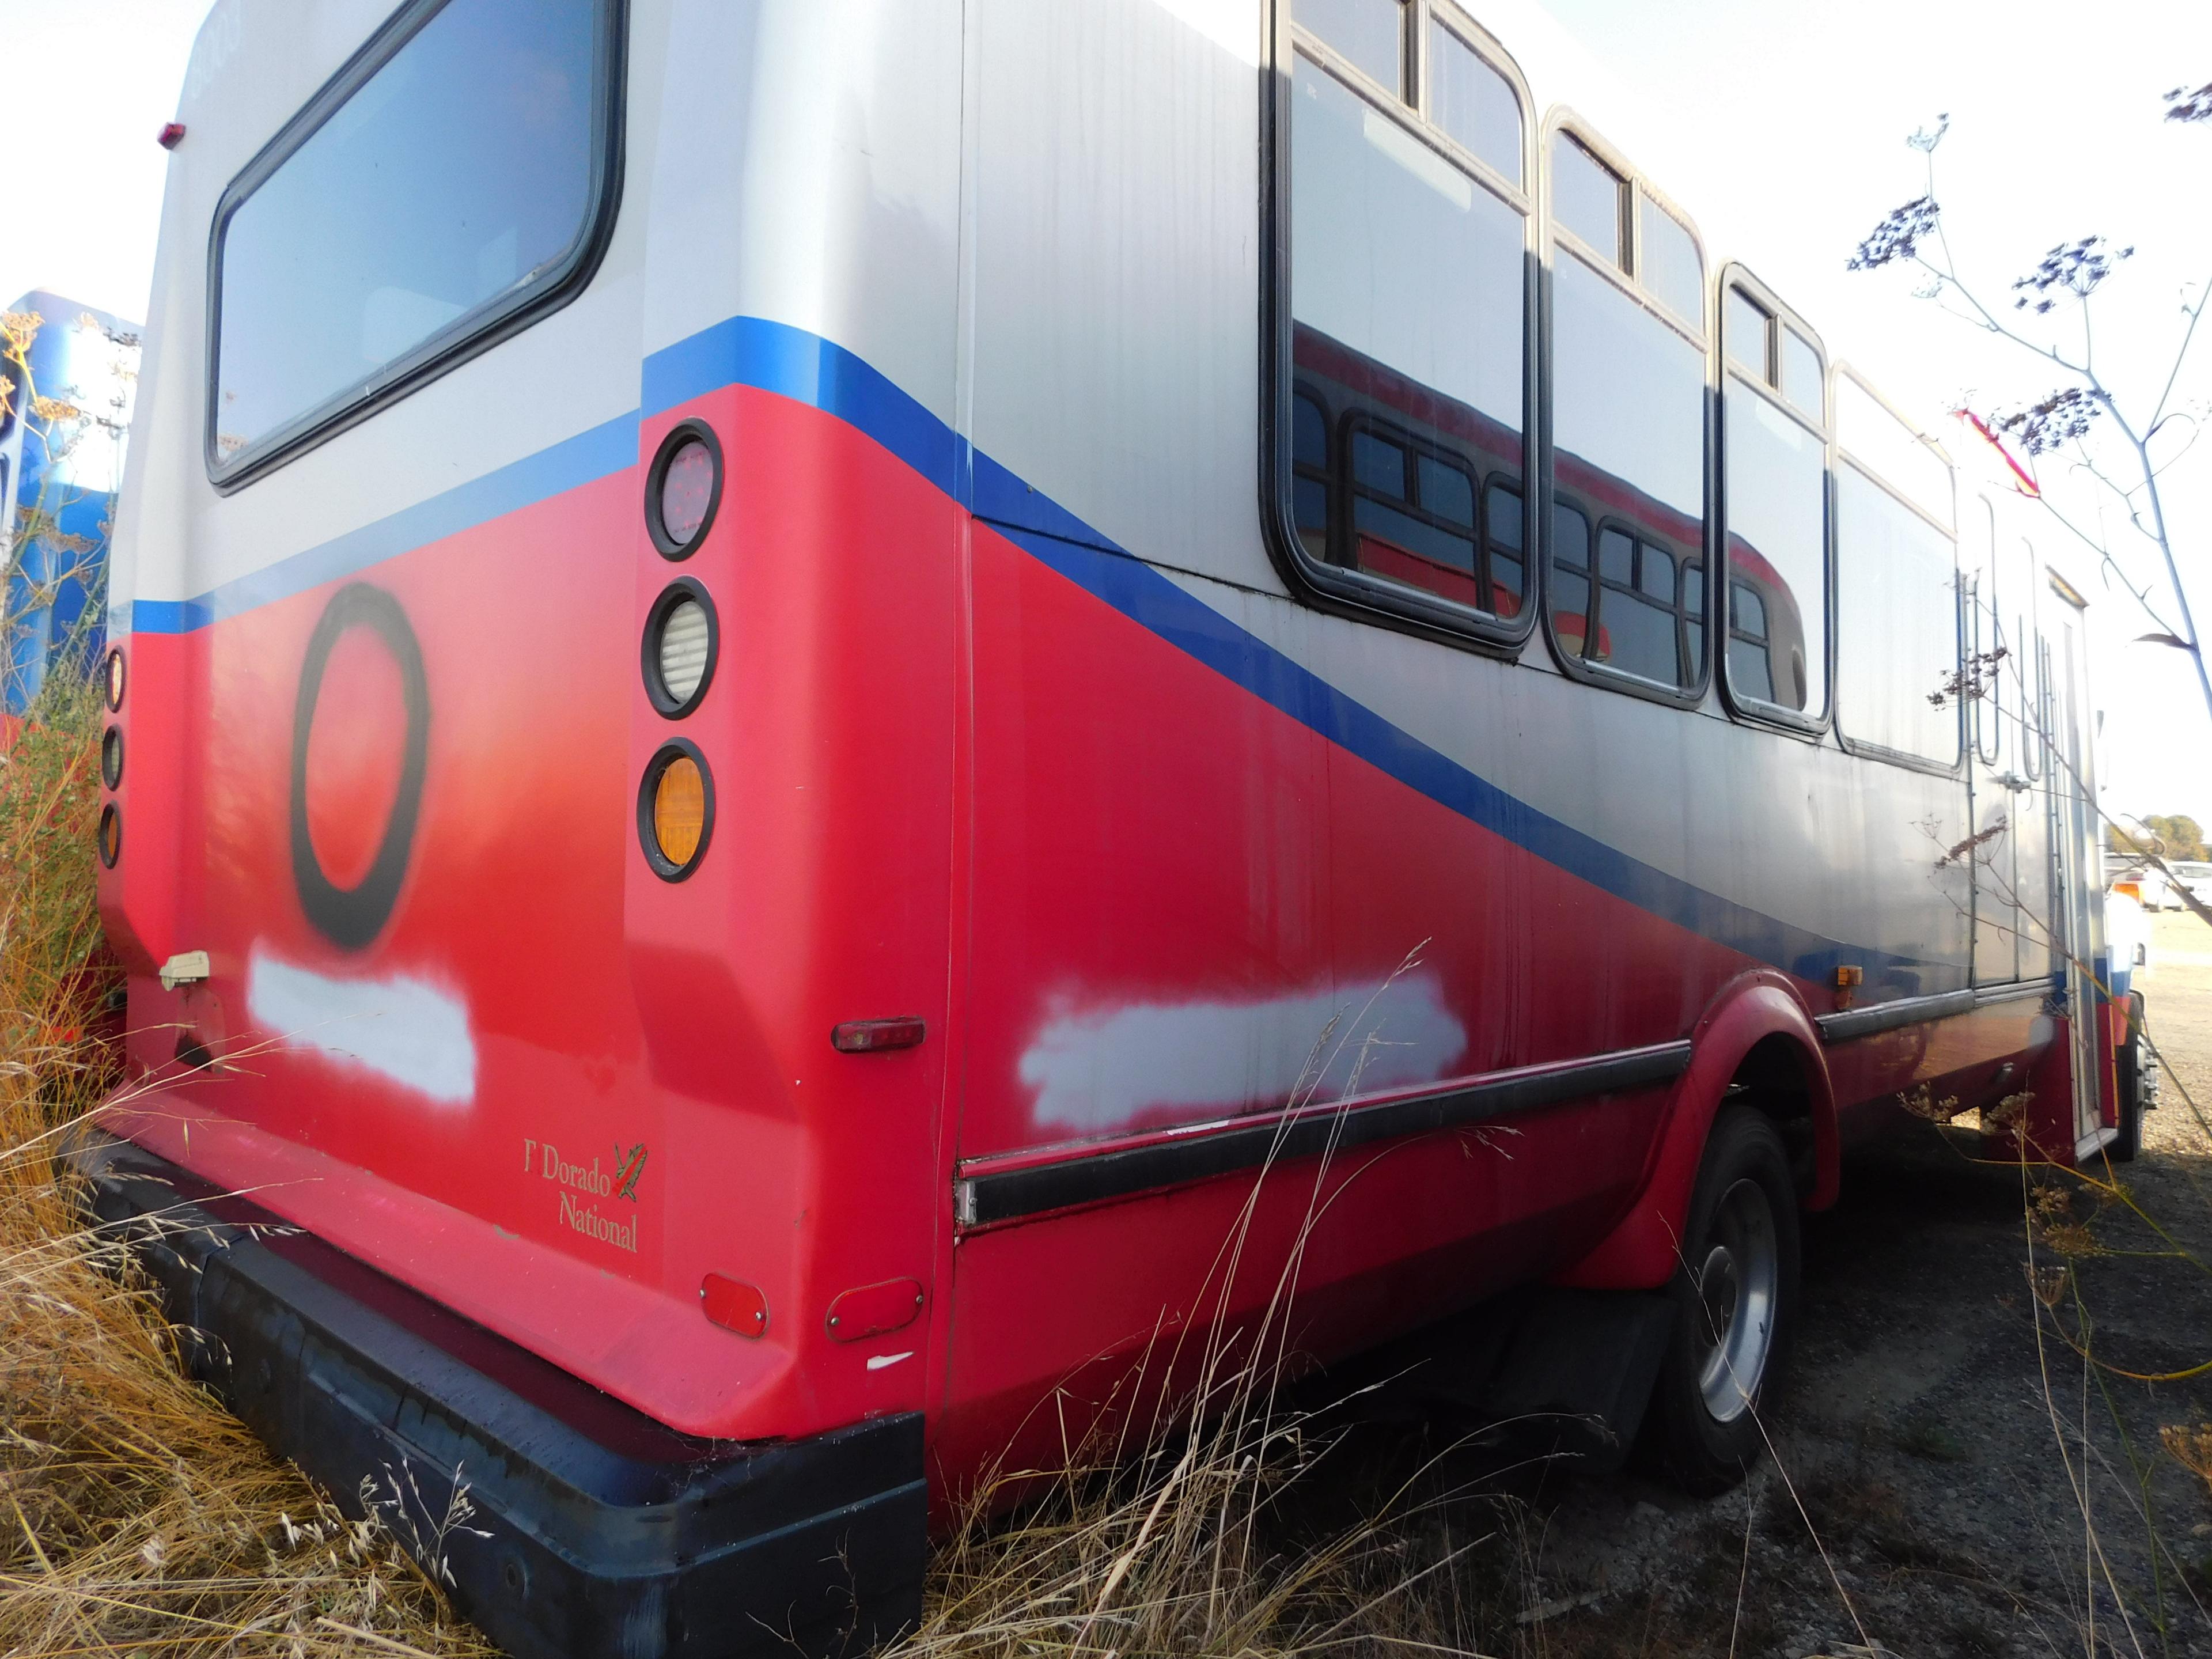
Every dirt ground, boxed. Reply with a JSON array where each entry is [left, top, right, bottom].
[[1471, 911, 2212, 1658]]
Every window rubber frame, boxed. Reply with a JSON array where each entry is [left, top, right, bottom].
[[202, 0, 629, 494], [1712, 261, 1835, 743], [1259, 3, 1542, 661]]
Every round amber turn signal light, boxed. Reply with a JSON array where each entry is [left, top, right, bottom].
[[637, 741, 713, 880]]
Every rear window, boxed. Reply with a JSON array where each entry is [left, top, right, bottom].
[[209, 0, 622, 483]]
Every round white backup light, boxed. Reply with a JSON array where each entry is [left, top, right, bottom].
[[657, 597, 711, 707]]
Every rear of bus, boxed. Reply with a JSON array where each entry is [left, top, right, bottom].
[[89, 2, 963, 1653]]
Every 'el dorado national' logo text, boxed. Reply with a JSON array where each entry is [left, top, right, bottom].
[[522, 1138, 648, 1254]]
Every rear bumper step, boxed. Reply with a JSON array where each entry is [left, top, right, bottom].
[[65, 1130, 926, 1659]]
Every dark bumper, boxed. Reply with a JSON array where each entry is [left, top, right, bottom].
[[66, 1131, 927, 1659]]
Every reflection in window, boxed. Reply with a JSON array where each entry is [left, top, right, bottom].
[[1292, 390, 1332, 562], [1725, 288, 1769, 380], [1552, 502, 1596, 656], [1294, 0, 1406, 99], [1729, 582, 1773, 703], [1637, 192, 1703, 328], [1966, 497, 2001, 764], [1550, 252, 1705, 690], [1551, 135, 1624, 267], [2012, 539, 2040, 778], [1484, 481, 1525, 616], [1722, 379, 1827, 716], [1836, 465, 1960, 764], [213, 0, 608, 472], [1836, 375, 1951, 529], [1289, 47, 1526, 623], [1346, 422, 1485, 608], [1428, 20, 1520, 182], [1780, 328, 1823, 422], [1578, 525, 1699, 685]]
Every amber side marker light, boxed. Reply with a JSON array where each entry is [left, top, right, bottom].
[[832, 1017, 926, 1054], [104, 648, 125, 711], [637, 740, 713, 880], [97, 805, 121, 869]]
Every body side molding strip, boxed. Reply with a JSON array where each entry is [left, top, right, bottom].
[[957, 1041, 1694, 1228], [1815, 988, 1979, 1044]]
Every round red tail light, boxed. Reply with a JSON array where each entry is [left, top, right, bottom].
[[645, 422, 722, 559]]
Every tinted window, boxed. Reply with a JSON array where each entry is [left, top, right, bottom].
[[1552, 501, 1594, 654], [1294, 0, 1405, 97], [1638, 191, 1703, 328], [1836, 376, 1951, 528], [1550, 252, 1706, 690], [1551, 136, 1624, 267], [1485, 481, 1525, 616], [1723, 381, 1828, 717], [1966, 497, 2001, 763], [1836, 465, 1960, 764], [1290, 51, 1527, 623], [213, 0, 609, 475], [1725, 288, 1769, 380], [2013, 539, 2040, 777], [1429, 20, 1520, 182], [1780, 327, 1823, 422]]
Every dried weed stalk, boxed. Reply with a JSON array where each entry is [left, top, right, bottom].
[[0, 672, 493, 1658]]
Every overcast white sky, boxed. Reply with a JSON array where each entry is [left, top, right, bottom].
[[2, 0, 2207, 819]]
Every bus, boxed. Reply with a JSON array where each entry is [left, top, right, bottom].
[[0, 291, 139, 716], [84, 2, 2135, 1655]]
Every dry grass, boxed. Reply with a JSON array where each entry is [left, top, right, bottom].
[[0, 674, 492, 1658]]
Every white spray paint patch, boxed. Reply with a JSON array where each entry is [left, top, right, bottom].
[[1020, 973, 1466, 1136], [247, 945, 477, 1107]]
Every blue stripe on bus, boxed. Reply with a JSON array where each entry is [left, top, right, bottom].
[[126, 413, 640, 635], [125, 312, 1953, 988], [642, 314, 964, 496], [997, 521, 1927, 986]]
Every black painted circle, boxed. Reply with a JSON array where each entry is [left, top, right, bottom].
[[636, 738, 715, 881], [101, 725, 123, 791], [97, 804, 120, 868], [644, 419, 723, 560], [641, 577, 719, 718], [289, 584, 430, 949], [104, 648, 126, 711]]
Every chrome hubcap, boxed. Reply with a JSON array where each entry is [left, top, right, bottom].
[[1694, 1177, 1779, 1423]]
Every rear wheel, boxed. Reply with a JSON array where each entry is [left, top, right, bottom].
[[1642, 1105, 1800, 1495]]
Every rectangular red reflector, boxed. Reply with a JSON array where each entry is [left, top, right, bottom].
[[831, 1017, 926, 1054]]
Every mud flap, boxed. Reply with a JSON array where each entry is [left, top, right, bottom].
[[64, 1130, 927, 1659], [1340, 1288, 1676, 1474]]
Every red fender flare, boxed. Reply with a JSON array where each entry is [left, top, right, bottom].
[[1553, 972, 1835, 1292]]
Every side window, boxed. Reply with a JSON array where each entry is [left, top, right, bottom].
[[1718, 272, 1828, 722], [210, 0, 623, 484], [1283, 0, 1532, 635], [1834, 372, 1961, 767], [1966, 496, 2001, 765], [2013, 538, 2042, 778], [1546, 124, 1707, 696]]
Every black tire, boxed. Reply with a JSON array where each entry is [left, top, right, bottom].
[[2111, 991, 2145, 1164], [1641, 1105, 1801, 1497]]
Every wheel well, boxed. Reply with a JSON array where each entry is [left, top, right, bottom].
[[1727, 1033, 1821, 1198]]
